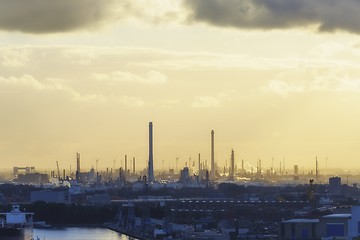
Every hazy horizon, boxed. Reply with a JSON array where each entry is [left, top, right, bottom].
[[1, 1, 360, 170]]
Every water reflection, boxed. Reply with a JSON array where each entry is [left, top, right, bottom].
[[0, 227, 134, 240], [31, 227, 134, 240]]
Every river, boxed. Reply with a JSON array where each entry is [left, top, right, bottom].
[[31, 227, 137, 240]]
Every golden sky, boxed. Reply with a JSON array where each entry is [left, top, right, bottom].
[[1, 0, 360, 171]]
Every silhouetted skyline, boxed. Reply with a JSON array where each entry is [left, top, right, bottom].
[[1, 1, 360, 170]]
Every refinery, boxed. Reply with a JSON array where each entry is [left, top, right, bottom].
[[0, 122, 360, 240]]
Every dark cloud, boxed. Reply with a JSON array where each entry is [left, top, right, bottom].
[[0, 0, 125, 33], [184, 0, 360, 33]]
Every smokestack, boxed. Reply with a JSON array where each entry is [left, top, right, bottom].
[[316, 156, 319, 181], [283, 157, 286, 175], [148, 122, 155, 182], [230, 149, 235, 180], [259, 159, 261, 175], [198, 153, 201, 173], [133, 157, 136, 174], [76, 152, 80, 182], [211, 130, 215, 180], [125, 155, 127, 177], [241, 159, 244, 171]]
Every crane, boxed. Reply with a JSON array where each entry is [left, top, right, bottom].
[[56, 161, 61, 181]]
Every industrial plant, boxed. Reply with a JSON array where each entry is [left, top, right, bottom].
[[0, 122, 360, 240]]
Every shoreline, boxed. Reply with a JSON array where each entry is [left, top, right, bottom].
[[34, 224, 147, 240], [105, 224, 149, 240]]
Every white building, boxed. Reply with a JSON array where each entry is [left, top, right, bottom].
[[280, 206, 360, 240]]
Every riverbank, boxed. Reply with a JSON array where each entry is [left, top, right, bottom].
[[105, 223, 146, 240], [34, 223, 145, 240], [32, 227, 132, 240], [34, 223, 144, 239], [45, 224, 102, 228]]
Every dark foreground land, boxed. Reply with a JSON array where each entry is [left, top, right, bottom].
[[0, 182, 359, 239]]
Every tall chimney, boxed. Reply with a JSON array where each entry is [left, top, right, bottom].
[[125, 155, 127, 177], [76, 152, 80, 182], [230, 149, 235, 180], [259, 159, 262, 175], [198, 153, 201, 173], [148, 122, 155, 182], [133, 157, 136, 174], [211, 130, 215, 180], [316, 156, 319, 181], [283, 157, 286, 175]]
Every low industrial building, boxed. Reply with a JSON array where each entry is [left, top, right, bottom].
[[16, 173, 49, 184], [280, 219, 319, 239], [86, 194, 111, 205], [280, 206, 360, 240], [31, 190, 70, 203]]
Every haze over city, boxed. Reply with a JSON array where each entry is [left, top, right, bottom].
[[1, 0, 360, 171]]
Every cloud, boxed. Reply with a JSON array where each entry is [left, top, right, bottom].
[[311, 73, 360, 92], [0, 0, 185, 34], [0, 0, 121, 33], [0, 47, 32, 67], [123, 0, 185, 24], [265, 70, 360, 96], [92, 70, 167, 85], [266, 80, 304, 96], [0, 74, 145, 106], [0, 74, 105, 102], [184, 0, 360, 33], [0, 74, 56, 90], [118, 96, 145, 107], [192, 90, 239, 108], [3, 0, 360, 34], [192, 96, 220, 108], [160, 99, 180, 109], [2, 45, 359, 74]]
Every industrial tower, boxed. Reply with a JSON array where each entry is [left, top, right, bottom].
[[148, 122, 155, 182], [211, 130, 215, 180], [198, 153, 201, 173], [230, 149, 235, 180], [76, 152, 81, 182], [315, 156, 319, 181], [125, 155, 128, 177], [133, 157, 136, 174]]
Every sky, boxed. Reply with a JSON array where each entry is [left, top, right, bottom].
[[1, 0, 360, 171]]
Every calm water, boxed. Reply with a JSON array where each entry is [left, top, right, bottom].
[[32, 227, 135, 240]]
